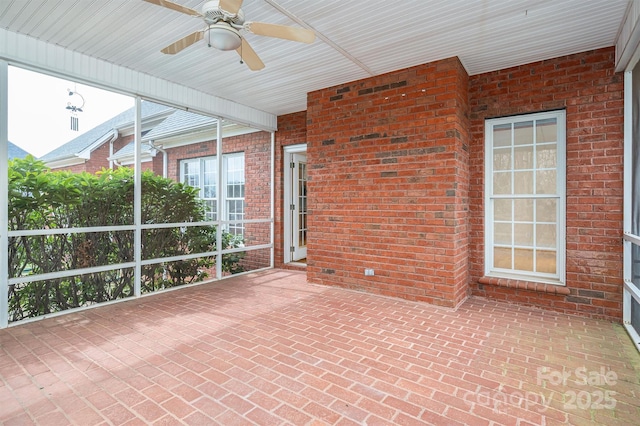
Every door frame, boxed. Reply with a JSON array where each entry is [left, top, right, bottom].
[[283, 144, 307, 264]]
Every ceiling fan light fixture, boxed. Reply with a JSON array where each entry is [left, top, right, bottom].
[[207, 23, 242, 50]]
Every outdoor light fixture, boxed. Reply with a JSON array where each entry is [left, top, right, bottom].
[[207, 23, 242, 51]]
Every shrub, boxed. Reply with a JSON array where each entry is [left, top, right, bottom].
[[7, 156, 242, 321]]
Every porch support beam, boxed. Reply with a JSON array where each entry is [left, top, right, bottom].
[[0, 29, 277, 132], [134, 97, 142, 297], [0, 60, 8, 328]]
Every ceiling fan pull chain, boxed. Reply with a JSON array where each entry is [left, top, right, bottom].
[[240, 40, 244, 65]]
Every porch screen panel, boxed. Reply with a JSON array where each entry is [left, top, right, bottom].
[[628, 62, 640, 339]]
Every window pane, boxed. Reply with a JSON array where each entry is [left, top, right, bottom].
[[537, 143, 557, 168], [494, 247, 512, 269], [182, 161, 200, 187], [536, 224, 556, 248], [514, 146, 533, 170], [494, 199, 512, 221], [514, 199, 533, 221], [514, 223, 533, 246], [493, 172, 512, 194], [536, 170, 556, 194], [536, 250, 556, 274], [514, 248, 534, 271], [536, 199, 556, 222], [514, 121, 533, 145], [514, 171, 533, 194], [494, 222, 512, 244], [493, 124, 512, 147], [536, 118, 557, 143], [493, 147, 512, 170], [204, 200, 217, 221]]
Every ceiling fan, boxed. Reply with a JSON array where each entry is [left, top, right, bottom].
[[143, 0, 315, 71]]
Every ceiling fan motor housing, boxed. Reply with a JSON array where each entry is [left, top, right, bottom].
[[202, 1, 245, 25]]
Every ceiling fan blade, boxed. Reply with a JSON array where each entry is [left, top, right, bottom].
[[143, 0, 201, 17], [219, 0, 244, 15], [246, 22, 315, 44], [161, 30, 204, 54], [235, 38, 264, 71]]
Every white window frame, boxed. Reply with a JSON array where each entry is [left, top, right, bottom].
[[180, 153, 245, 235], [224, 152, 245, 236], [484, 110, 566, 285]]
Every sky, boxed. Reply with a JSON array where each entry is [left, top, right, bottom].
[[8, 66, 133, 158]]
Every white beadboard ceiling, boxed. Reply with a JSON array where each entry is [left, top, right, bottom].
[[0, 0, 631, 117]]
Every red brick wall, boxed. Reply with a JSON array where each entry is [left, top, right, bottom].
[[305, 57, 470, 308], [468, 47, 624, 321], [274, 111, 308, 270]]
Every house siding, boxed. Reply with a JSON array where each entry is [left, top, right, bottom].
[[469, 47, 624, 321]]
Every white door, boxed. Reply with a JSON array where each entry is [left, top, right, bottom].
[[291, 153, 307, 261]]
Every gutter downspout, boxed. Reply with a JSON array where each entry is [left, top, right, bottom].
[[107, 129, 119, 169], [147, 140, 167, 178]]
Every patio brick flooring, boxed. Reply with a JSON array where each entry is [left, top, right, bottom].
[[1, 269, 639, 425]]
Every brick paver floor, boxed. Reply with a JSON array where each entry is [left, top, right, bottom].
[[1, 269, 639, 425]]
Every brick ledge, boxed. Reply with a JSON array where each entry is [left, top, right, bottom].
[[478, 276, 571, 295]]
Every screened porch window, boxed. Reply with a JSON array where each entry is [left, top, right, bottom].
[[485, 110, 566, 284], [180, 153, 245, 235]]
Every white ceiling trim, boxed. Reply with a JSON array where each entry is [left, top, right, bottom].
[[0, 28, 277, 131]]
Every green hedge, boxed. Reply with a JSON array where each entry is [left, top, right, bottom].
[[7, 156, 242, 322]]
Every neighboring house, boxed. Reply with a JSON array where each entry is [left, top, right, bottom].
[[40, 101, 174, 173], [42, 101, 272, 271], [8, 142, 30, 160]]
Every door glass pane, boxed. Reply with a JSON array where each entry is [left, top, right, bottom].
[[298, 162, 308, 247]]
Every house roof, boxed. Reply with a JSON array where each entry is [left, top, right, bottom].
[[109, 141, 153, 162], [144, 109, 218, 141], [39, 101, 173, 162], [109, 109, 218, 161], [8, 142, 30, 160]]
